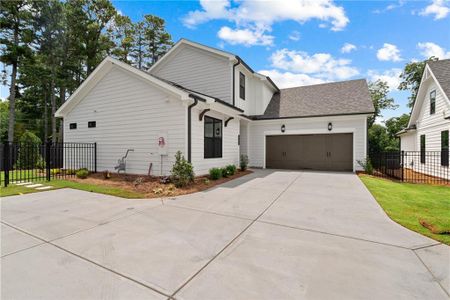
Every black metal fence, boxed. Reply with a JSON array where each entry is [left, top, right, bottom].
[[1, 142, 97, 187], [369, 151, 449, 184]]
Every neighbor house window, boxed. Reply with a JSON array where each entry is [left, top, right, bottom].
[[239, 72, 245, 100], [204, 116, 222, 158], [69, 123, 77, 130], [441, 130, 449, 166], [430, 90, 436, 115], [88, 121, 96, 128], [420, 135, 426, 164]]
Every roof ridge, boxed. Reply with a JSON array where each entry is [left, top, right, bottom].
[[279, 78, 367, 91]]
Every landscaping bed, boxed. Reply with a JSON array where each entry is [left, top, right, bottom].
[[359, 174, 450, 245], [65, 169, 253, 198]]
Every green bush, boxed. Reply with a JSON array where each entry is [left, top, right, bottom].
[[76, 168, 89, 179], [240, 154, 249, 171], [220, 167, 229, 178], [357, 157, 373, 175], [51, 169, 61, 176], [170, 151, 195, 187], [225, 164, 236, 176], [16, 131, 44, 169], [66, 169, 76, 175], [209, 167, 222, 180]]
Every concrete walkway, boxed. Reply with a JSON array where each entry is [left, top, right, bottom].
[[1, 170, 449, 299]]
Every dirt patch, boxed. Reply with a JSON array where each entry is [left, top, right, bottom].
[[67, 170, 253, 198], [420, 219, 450, 235]]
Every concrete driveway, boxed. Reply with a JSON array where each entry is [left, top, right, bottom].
[[1, 170, 449, 299]]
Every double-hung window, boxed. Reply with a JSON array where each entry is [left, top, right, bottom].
[[239, 72, 245, 100], [430, 90, 436, 115], [204, 116, 222, 158], [441, 130, 449, 167], [420, 135, 426, 164]]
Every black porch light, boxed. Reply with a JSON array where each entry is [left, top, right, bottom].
[[281, 124, 286, 133], [328, 122, 333, 131]]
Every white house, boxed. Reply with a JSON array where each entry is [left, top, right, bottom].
[[398, 59, 450, 179], [55, 39, 374, 176]]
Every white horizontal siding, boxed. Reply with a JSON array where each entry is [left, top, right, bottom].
[[248, 116, 368, 171], [152, 45, 232, 104], [64, 66, 186, 176], [240, 121, 249, 157], [404, 77, 450, 179], [191, 109, 240, 175]]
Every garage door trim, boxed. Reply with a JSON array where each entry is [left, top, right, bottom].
[[263, 129, 355, 172]]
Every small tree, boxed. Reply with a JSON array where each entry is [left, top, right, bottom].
[[240, 154, 249, 171], [170, 151, 194, 187], [16, 130, 44, 169]]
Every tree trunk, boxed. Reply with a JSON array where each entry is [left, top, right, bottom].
[[7, 62, 17, 142], [7, 25, 19, 142], [51, 76, 56, 143], [44, 90, 48, 142]]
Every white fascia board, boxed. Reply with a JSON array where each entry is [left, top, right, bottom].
[[55, 57, 190, 118]]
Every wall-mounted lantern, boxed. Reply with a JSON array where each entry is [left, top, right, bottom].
[[281, 124, 286, 133], [328, 122, 333, 131]]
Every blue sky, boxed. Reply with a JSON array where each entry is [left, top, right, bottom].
[[113, 0, 450, 122], [1, 0, 449, 123]]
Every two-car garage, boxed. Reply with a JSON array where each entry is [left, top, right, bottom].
[[265, 133, 354, 172]]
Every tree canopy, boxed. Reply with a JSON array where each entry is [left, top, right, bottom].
[[1, 0, 173, 143]]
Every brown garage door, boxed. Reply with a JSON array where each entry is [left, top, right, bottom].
[[266, 133, 353, 171]]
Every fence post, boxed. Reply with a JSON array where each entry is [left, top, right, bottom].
[[3, 143, 10, 187], [94, 142, 97, 173], [45, 140, 51, 181], [401, 151, 404, 182]]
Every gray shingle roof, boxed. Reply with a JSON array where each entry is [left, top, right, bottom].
[[428, 59, 450, 99], [252, 79, 374, 119]]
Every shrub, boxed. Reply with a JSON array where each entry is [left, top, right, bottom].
[[221, 167, 229, 178], [209, 167, 222, 180], [76, 168, 89, 179], [35, 157, 46, 170], [357, 157, 373, 175], [133, 177, 144, 187], [225, 164, 237, 176], [171, 151, 194, 187], [16, 131, 44, 169], [51, 169, 61, 176], [240, 154, 249, 171], [66, 169, 76, 175]]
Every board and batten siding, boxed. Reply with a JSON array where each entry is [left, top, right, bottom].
[[190, 109, 240, 175], [248, 115, 368, 171], [151, 45, 232, 104], [63, 66, 187, 176]]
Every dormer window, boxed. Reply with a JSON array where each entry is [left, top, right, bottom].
[[239, 72, 245, 100], [430, 90, 436, 115]]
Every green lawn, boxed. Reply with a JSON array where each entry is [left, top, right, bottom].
[[0, 169, 47, 182], [0, 180, 145, 199], [360, 175, 450, 245]]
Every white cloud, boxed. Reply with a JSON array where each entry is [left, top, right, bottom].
[[270, 48, 359, 81], [373, 0, 405, 14], [341, 43, 356, 53], [417, 42, 450, 59], [289, 31, 301, 41], [217, 26, 274, 46], [259, 70, 325, 88], [183, 0, 349, 46], [419, 0, 450, 20], [377, 43, 402, 62], [368, 68, 402, 91]]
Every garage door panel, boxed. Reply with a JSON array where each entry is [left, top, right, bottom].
[[265, 133, 353, 171]]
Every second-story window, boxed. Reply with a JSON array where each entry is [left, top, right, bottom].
[[239, 72, 245, 100], [88, 121, 96, 128], [430, 90, 436, 115]]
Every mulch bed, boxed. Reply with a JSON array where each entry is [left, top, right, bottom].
[[67, 170, 253, 198]]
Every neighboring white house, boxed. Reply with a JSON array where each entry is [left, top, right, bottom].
[[55, 39, 374, 176], [398, 59, 450, 179]]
